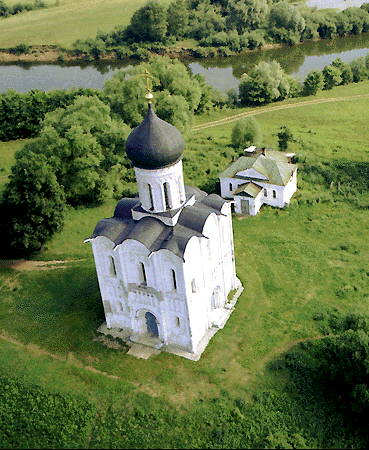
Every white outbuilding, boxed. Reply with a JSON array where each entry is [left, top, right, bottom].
[[219, 146, 297, 215], [86, 101, 242, 361]]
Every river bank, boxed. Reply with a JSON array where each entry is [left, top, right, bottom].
[[0, 42, 287, 64]]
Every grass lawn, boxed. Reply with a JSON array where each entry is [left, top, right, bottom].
[[0, 0, 171, 48], [0, 83, 368, 447]]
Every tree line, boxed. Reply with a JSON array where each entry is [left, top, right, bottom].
[[71, 0, 369, 60], [0, 0, 46, 18]]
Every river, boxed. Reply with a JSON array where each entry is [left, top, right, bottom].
[[1, 33, 367, 94]]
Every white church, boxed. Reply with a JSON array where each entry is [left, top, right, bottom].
[[219, 146, 297, 216], [86, 97, 242, 361]]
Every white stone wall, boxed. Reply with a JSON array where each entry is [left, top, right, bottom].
[[135, 161, 186, 213], [222, 168, 297, 214], [220, 177, 246, 199], [282, 169, 297, 204], [89, 198, 238, 355], [260, 183, 286, 208], [234, 190, 263, 216]]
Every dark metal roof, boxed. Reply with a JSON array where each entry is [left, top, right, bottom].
[[90, 187, 228, 260], [126, 104, 185, 170]]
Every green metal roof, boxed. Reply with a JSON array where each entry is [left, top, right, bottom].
[[219, 154, 296, 186], [233, 182, 263, 198]]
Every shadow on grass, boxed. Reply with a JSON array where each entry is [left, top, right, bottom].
[[1, 263, 105, 355]]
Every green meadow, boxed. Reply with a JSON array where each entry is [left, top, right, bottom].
[[0, 0, 171, 48], [0, 82, 368, 447]]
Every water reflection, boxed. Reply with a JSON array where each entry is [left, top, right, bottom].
[[1, 62, 133, 93], [0, 34, 367, 93], [189, 34, 369, 91]]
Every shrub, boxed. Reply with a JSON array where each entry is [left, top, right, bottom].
[[277, 125, 294, 150], [239, 60, 293, 106], [2, 147, 66, 256], [303, 70, 324, 96], [231, 117, 262, 150], [0, 375, 95, 448], [9, 42, 30, 55], [322, 65, 342, 90]]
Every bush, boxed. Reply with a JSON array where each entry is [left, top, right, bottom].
[[277, 125, 294, 150], [231, 117, 262, 150], [9, 42, 30, 55], [0, 88, 101, 141], [2, 148, 66, 256], [239, 60, 294, 106], [0, 375, 95, 448], [125, 0, 168, 43], [303, 70, 324, 96], [322, 65, 342, 90]]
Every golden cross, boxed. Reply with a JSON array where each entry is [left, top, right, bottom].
[[136, 69, 155, 103]]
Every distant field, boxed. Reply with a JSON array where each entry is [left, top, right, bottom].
[[0, 0, 171, 48]]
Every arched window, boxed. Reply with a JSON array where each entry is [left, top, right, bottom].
[[191, 278, 197, 293], [171, 269, 177, 291], [110, 256, 116, 276], [264, 189, 268, 197], [140, 262, 147, 286], [229, 182, 233, 192], [179, 180, 186, 203], [273, 190, 277, 199], [176, 316, 180, 327], [148, 184, 154, 210], [163, 182, 171, 209]]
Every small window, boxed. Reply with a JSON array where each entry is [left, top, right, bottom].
[[191, 278, 196, 293], [264, 189, 267, 197], [163, 182, 172, 209], [171, 269, 177, 291], [148, 184, 154, 211], [110, 256, 116, 276], [229, 182, 233, 192], [140, 262, 147, 286], [273, 190, 277, 199], [176, 316, 180, 327]]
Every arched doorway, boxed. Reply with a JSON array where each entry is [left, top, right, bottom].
[[145, 312, 159, 337]]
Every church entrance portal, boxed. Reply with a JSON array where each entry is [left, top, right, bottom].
[[241, 199, 250, 215], [145, 312, 159, 337]]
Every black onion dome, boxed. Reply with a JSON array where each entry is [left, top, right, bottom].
[[126, 104, 185, 170]]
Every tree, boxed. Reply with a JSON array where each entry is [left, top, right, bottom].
[[104, 57, 213, 129], [268, 2, 306, 44], [36, 96, 131, 205], [231, 117, 262, 150], [126, 1, 168, 43], [331, 58, 353, 85], [167, 0, 189, 39], [188, 1, 225, 40], [277, 125, 293, 150], [316, 11, 337, 39], [303, 70, 324, 96], [154, 91, 192, 133], [2, 148, 66, 256], [225, 0, 269, 33], [0, 1, 9, 17], [350, 57, 368, 82], [322, 65, 342, 90], [239, 61, 293, 106]]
